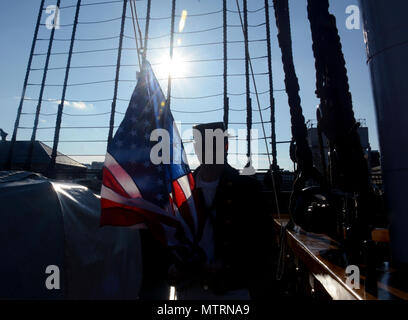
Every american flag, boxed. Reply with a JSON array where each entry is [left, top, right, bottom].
[[100, 60, 204, 249]]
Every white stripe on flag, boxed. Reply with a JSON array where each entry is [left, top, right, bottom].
[[104, 152, 141, 198]]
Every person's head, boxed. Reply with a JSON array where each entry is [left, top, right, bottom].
[[193, 122, 228, 166]]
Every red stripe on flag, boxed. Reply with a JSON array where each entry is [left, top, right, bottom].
[[171, 179, 195, 235], [101, 198, 180, 228], [100, 198, 180, 247], [187, 172, 195, 190], [102, 167, 130, 199]]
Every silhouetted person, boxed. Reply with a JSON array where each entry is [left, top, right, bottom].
[[173, 122, 278, 300]]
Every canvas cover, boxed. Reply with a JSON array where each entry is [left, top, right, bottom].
[[0, 171, 142, 299]]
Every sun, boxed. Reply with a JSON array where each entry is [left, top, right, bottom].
[[158, 51, 187, 79]]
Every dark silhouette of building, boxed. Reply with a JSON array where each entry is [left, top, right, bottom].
[[0, 141, 86, 178]]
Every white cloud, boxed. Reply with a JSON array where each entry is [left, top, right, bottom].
[[56, 100, 93, 110], [13, 95, 32, 100], [71, 101, 90, 110]]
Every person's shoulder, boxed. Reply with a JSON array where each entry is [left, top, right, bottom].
[[224, 165, 262, 190]]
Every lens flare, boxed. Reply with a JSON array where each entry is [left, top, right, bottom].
[[178, 10, 188, 32]]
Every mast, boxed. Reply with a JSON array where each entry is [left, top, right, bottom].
[[360, 0, 408, 264]]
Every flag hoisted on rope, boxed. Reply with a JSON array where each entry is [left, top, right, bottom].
[[100, 60, 204, 248]]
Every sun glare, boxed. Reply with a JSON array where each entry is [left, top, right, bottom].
[[158, 52, 187, 79]]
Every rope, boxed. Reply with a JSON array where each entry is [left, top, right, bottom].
[[264, 0, 278, 170], [143, 0, 152, 59], [243, 0, 251, 159], [272, 0, 314, 174], [50, 0, 82, 171], [30, 56, 268, 72], [223, 0, 229, 129], [236, 0, 281, 219], [26, 0, 62, 170], [32, 39, 268, 56], [167, 0, 177, 109], [6, 0, 45, 170], [307, 0, 369, 194], [108, 0, 128, 144], [55, 0, 127, 10]]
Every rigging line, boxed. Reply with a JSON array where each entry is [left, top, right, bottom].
[[33, 48, 118, 56], [24, 97, 113, 103], [143, 0, 152, 59], [171, 90, 273, 99], [7, 0, 45, 170], [127, 38, 268, 50], [28, 80, 115, 87], [169, 105, 271, 113], [18, 122, 273, 130], [223, 0, 228, 129], [125, 33, 169, 40], [29, 55, 268, 71], [22, 111, 112, 117], [129, 0, 142, 66], [55, 0, 127, 10], [50, 0, 82, 171], [31, 64, 118, 71], [228, 22, 267, 28], [123, 24, 265, 38], [43, 136, 280, 143], [78, 17, 121, 24], [33, 39, 268, 56], [43, 140, 108, 143], [123, 6, 267, 19], [178, 121, 272, 125], [243, 0, 251, 159], [27, 79, 284, 89], [108, 0, 128, 144], [22, 105, 270, 115], [265, 0, 278, 170], [155, 72, 269, 80], [167, 0, 177, 109], [131, 0, 144, 54], [38, 35, 120, 42], [26, 0, 62, 171], [125, 9, 223, 21], [227, 5, 272, 13], [235, 0, 281, 218], [175, 26, 223, 34], [40, 17, 122, 27]]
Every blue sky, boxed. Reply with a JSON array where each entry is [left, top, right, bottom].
[[0, 0, 377, 170]]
